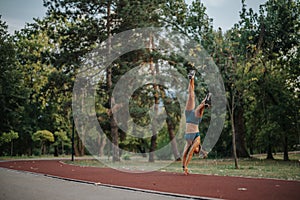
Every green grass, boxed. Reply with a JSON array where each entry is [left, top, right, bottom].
[[0, 154, 72, 160], [167, 158, 300, 180], [64, 153, 300, 181]]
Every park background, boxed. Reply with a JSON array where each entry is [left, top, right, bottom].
[[0, 0, 299, 175]]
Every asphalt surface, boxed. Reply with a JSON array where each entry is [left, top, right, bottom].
[[0, 168, 194, 200]]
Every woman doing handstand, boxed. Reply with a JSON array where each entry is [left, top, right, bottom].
[[182, 70, 209, 175]]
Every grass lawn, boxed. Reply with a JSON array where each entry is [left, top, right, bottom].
[[0, 154, 71, 160], [167, 157, 300, 181], [63, 152, 300, 181]]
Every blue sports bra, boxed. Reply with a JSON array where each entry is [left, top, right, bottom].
[[185, 110, 202, 125]]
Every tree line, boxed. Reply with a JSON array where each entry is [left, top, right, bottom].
[[0, 0, 299, 162]]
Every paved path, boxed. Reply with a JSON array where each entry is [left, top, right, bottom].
[[0, 168, 193, 200], [0, 160, 299, 200]]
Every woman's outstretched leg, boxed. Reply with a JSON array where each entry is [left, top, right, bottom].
[[186, 72, 195, 111]]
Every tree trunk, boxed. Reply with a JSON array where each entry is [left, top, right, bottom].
[[149, 134, 157, 162], [266, 141, 274, 159], [10, 141, 13, 156], [54, 146, 59, 157], [73, 130, 85, 156], [61, 141, 64, 155], [41, 142, 46, 155], [106, 0, 120, 162], [149, 85, 158, 162], [148, 33, 158, 162], [149, 90, 158, 162], [234, 105, 250, 158], [111, 117, 120, 162], [98, 134, 106, 157], [78, 134, 85, 156], [283, 135, 289, 161], [228, 94, 239, 169], [79, 90, 86, 156], [166, 118, 181, 161], [231, 113, 239, 169], [74, 137, 80, 156]]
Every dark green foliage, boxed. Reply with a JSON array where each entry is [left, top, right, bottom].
[[0, 0, 298, 162], [0, 17, 27, 134]]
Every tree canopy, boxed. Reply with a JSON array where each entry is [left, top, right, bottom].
[[0, 0, 299, 163]]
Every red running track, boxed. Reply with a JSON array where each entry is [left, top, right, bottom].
[[0, 160, 299, 200]]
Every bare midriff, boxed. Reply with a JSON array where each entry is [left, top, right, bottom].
[[186, 123, 199, 133]]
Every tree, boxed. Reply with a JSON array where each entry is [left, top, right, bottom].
[[42, 0, 109, 156], [32, 130, 55, 155], [256, 0, 299, 160], [220, 0, 300, 161], [54, 130, 70, 155], [0, 17, 27, 136], [163, 91, 182, 161], [115, 0, 166, 162], [238, 0, 300, 160], [106, 0, 120, 162], [0, 130, 19, 156], [12, 21, 66, 155]]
